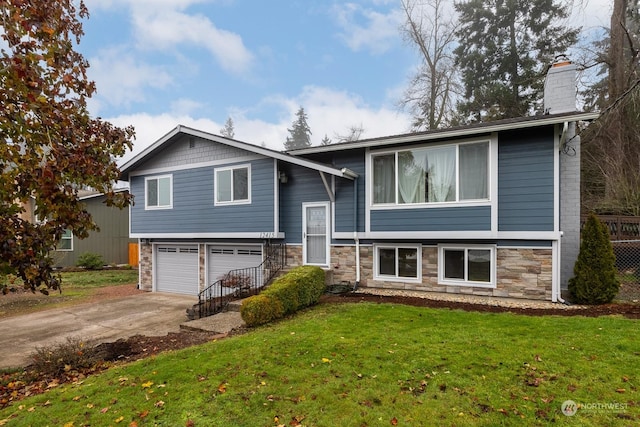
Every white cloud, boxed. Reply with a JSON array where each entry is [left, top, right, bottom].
[[112, 85, 411, 166], [331, 3, 404, 54], [85, 0, 254, 74], [88, 47, 173, 112], [131, 9, 254, 74]]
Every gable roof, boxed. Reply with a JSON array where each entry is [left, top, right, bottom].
[[288, 111, 600, 155], [119, 125, 358, 181]]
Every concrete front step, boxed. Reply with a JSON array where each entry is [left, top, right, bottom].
[[181, 310, 244, 334], [227, 300, 243, 312]]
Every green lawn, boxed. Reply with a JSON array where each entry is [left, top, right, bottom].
[[1, 303, 638, 426]]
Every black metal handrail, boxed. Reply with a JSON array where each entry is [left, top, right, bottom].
[[197, 243, 285, 319]]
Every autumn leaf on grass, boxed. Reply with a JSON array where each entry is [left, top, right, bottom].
[[322, 357, 332, 364], [217, 382, 228, 393], [391, 417, 398, 425], [114, 415, 125, 423], [141, 381, 154, 389]]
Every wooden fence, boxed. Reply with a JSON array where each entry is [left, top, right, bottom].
[[581, 215, 640, 241]]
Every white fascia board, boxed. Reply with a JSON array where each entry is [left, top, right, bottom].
[[332, 231, 561, 240], [290, 112, 600, 155], [130, 232, 285, 239]]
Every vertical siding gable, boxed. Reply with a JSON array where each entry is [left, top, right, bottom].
[[498, 128, 555, 231], [130, 158, 275, 234]]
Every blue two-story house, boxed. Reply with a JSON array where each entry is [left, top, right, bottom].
[[119, 61, 598, 302]]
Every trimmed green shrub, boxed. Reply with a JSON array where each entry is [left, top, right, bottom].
[[240, 294, 284, 327], [568, 213, 620, 304], [240, 265, 326, 327], [76, 252, 104, 270]]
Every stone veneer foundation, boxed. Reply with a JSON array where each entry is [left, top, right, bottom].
[[139, 242, 153, 291], [286, 245, 553, 301]]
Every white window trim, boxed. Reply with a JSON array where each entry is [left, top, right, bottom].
[[373, 243, 422, 283], [214, 164, 251, 206], [145, 174, 173, 210], [369, 139, 491, 208], [438, 244, 496, 288], [56, 230, 73, 252]]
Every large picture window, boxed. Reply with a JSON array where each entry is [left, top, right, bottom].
[[374, 244, 421, 282], [372, 141, 489, 205], [215, 165, 250, 205], [145, 175, 172, 209], [439, 245, 495, 287]]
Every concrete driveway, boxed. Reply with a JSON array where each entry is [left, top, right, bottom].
[[0, 292, 197, 369]]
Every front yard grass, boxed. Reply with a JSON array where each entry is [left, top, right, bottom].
[[1, 302, 638, 426], [0, 269, 139, 317]]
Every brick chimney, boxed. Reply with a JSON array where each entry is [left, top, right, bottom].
[[544, 58, 577, 114]]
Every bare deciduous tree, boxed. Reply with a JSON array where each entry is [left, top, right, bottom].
[[398, 0, 460, 130]]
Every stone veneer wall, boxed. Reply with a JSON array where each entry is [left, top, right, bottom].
[[286, 245, 553, 300], [198, 244, 206, 293], [139, 242, 153, 291]]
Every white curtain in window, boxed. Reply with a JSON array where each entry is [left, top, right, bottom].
[[460, 143, 488, 200], [373, 155, 396, 204], [427, 147, 455, 202], [398, 150, 428, 204]]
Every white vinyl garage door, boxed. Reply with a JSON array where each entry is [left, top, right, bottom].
[[156, 245, 199, 295], [208, 245, 262, 287]]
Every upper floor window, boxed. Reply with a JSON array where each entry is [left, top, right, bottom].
[[145, 175, 172, 209], [215, 165, 250, 205], [372, 141, 489, 205]]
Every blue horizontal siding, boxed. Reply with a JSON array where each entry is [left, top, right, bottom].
[[131, 158, 275, 234], [332, 150, 366, 233], [370, 206, 491, 231], [279, 164, 331, 243], [498, 128, 555, 231]]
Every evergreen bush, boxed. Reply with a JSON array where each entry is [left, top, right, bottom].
[[568, 213, 620, 304], [76, 252, 104, 270]]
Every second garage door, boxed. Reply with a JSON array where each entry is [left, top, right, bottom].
[[208, 245, 263, 286], [156, 245, 199, 295]]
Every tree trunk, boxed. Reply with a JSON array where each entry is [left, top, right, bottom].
[[609, 0, 627, 100]]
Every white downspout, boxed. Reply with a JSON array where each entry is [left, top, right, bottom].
[[553, 235, 566, 303], [353, 177, 360, 289]]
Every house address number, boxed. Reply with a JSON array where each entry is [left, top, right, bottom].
[[260, 232, 277, 238]]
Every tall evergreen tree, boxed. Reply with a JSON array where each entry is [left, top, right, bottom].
[[284, 107, 312, 150], [220, 116, 235, 138], [454, 0, 579, 123], [320, 134, 332, 146]]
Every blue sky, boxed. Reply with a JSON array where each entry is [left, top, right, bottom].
[[79, 0, 612, 162]]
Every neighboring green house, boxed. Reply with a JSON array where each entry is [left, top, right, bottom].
[[54, 189, 135, 268]]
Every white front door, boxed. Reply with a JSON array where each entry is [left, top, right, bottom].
[[303, 202, 330, 266]]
